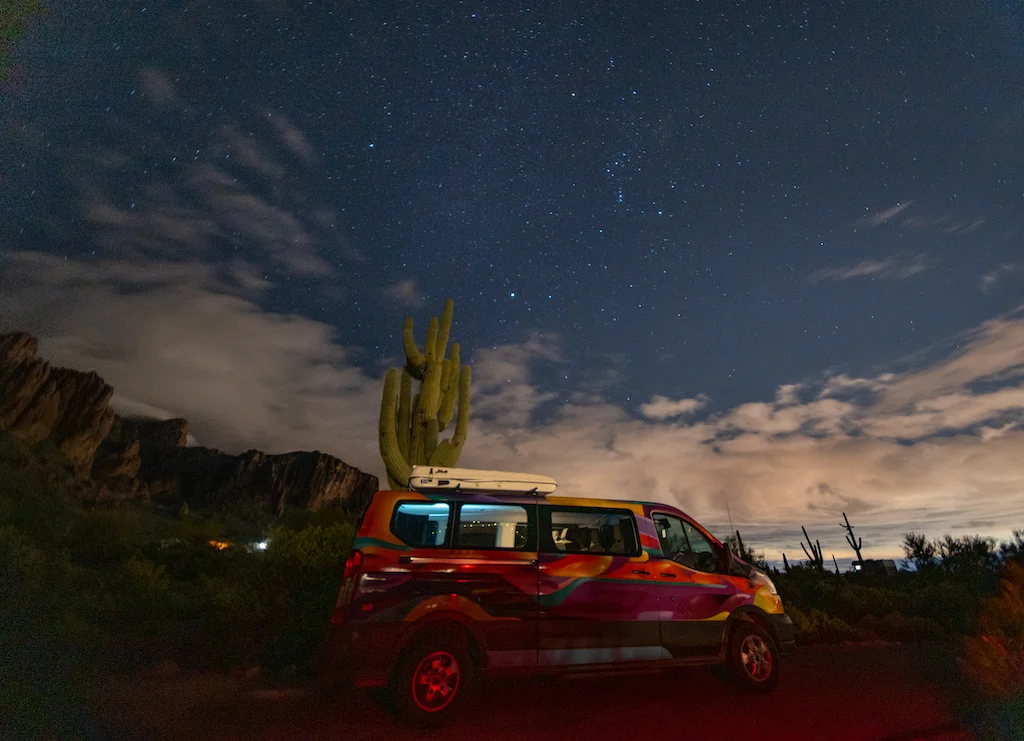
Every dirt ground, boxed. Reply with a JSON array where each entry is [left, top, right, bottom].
[[88, 644, 1006, 741]]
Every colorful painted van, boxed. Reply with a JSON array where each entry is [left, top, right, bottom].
[[322, 467, 795, 726]]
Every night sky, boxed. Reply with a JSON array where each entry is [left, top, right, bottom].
[[3, 1, 1024, 563]]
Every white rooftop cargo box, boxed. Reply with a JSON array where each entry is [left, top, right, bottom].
[[408, 466, 558, 495]]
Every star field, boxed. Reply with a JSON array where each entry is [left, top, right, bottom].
[[3, 0, 1024, 555]]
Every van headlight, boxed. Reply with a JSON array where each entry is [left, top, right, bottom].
[[750, 570, 778, 595]]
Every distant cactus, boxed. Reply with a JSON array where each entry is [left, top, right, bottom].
[[800, 525, 825, 570], [783, 553, 790, 573], [378, 299, 471, 489], [833, 554, 841, 574], [841, 511, 865, 564]]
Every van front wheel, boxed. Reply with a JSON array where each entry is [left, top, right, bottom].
[[728, 622, 780, 691], [391, 635, 474, 727]]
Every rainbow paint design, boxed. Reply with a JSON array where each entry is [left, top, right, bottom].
[[326, 489, 794, 685]]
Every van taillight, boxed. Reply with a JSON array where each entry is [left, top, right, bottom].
[[343, 549, 363, 579]]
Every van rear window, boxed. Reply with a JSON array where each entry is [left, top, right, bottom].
[[391, 502, 451, 547]]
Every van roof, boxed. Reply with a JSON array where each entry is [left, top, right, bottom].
[[374, 489, 682, 515]]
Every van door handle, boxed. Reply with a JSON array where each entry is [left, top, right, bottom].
[[660, 572, 677, 578], [632, 569, 650, 576]]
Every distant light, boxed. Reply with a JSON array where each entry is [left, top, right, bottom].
[[510, 292, 515, 297], [253, 540, 269, 551]]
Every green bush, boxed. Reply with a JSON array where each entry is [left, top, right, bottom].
[[0, 447, 359, 735]]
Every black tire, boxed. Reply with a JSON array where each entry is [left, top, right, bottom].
[[727, 621, 781, 691], [390, 633, 475, 728]]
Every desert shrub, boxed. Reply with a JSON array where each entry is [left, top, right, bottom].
[[259, 516, 356, 669], [786, 604, 866, 643], [860, 612, 946, 643], [834, 584, 910, 621], [961, 562, 1024, 698]]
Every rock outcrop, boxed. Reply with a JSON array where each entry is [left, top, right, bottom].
[[142, 447, 377, 516], [1, 332, 117, 473], [0, 331, 378, 517]]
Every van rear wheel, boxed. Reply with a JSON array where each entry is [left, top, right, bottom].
[[391, 634, 474, 727], [728, 622, 780, 691]]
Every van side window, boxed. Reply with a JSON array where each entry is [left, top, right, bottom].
[[654, 513, 720, 573], [456, 504, 530, 550], [391, 502, 451, 547], [543, 508, 639, 556]]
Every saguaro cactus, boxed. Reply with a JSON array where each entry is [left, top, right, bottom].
[[378, 299, 471, 489], [841, 511, 865, 564], [800, 525, 825, 570]]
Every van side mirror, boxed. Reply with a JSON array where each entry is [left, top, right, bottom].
[[722, 542, 735, 574]]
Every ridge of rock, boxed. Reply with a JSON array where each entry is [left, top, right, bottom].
[[0, 331, 378, 516]]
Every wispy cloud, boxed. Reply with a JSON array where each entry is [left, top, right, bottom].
[[981, 263, 1023, 293], [265, 111, 318, 165], [138, 68, 180, 107], [385, 279, 424, 309], [640, 394, 709, 420], [854, 201, 913, 228], [808, 253, 931, 283], [73, 84, 345, 279]]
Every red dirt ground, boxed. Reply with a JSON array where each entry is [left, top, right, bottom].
[[94, 644, 978, 741]]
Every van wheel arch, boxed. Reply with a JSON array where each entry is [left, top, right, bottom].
[[724, 607, 778, 652], [392, 614, 487, 673]]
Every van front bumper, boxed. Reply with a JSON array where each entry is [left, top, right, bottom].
[[768, 613, 797, 655]]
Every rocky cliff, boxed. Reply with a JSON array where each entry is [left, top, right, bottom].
[[0, 331, 377, 517]]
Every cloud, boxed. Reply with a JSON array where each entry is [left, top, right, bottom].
[[640, 394, 709, 420], [385, 279, 424, 309], [981, 263, 1023, 293], [265, 111, 318, 165], [70, 96, 345, 278], [854, 201, 913, 228], [471, 335, 563, 427], [808, 253, 931, 283], [138, 68, 180, 107], [4, 251, 1024, 562], [0, 252, 382, 475]]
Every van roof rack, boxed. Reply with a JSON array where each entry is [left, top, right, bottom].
[[408, 466, 558, 495]]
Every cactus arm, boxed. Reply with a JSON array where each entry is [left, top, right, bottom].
[[440, 357, 452, 394], [438, 345, 460, 430], [425, 418, 439, 460], [403, 316, 426, 378], [397, 368, 412, 458], [452, 366, 471, 447], [419, 317, 442, 417], [409, 392, 423, 466], [429, 439, 459, 467], [379, 368, 412, 488], [435, 298, 454, 361]]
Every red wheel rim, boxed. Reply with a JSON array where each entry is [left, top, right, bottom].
[[411, 650, 461, 712], [740, 634, 774, 682]]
